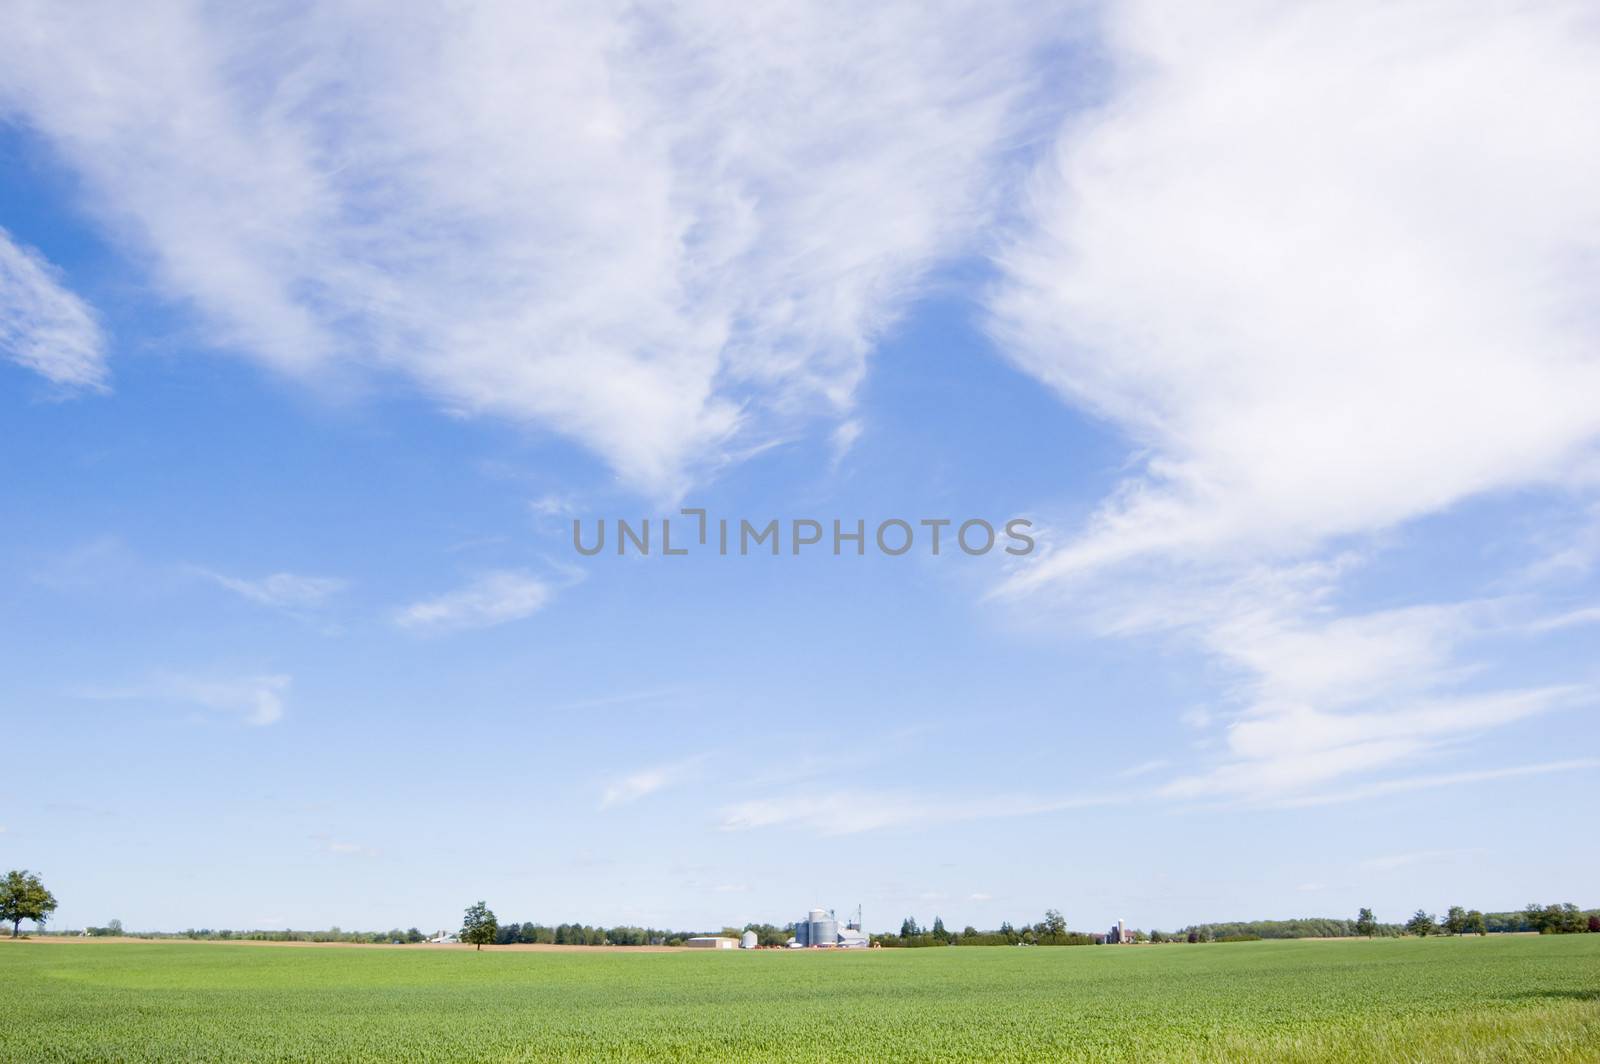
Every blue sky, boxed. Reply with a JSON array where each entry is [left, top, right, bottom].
[[2, 1, 1598, 936]]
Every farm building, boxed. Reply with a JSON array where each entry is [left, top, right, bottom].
[[684, 936, 739, 950], [740, 930, 758, 949], [787, 907, 869, 949]]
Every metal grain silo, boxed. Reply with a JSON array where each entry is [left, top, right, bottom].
[[809, 914, 838, 947], [740, 930, 758, 949]]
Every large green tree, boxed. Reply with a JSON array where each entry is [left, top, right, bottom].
[[1355, 907, 1376, 937], [461, 901, 498, 951], [1405, 909, 1436, 937], [0, 870, 58, 938]]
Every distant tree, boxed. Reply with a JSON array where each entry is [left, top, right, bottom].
[[406, 927, 424, 943], [962, 925, 978, 938], [1042, 909, 1067, 937], [931, 917, 950, 943], [1354, 908, 1376, 937], [1589, 915, 1600, 934], [1525, 902, 1587, 935], [107, 918, 123, 936], [0, 870, 58, 937], [1405, 910, 1436, 937], [1466, 910, 1487, 936], [1150, 930, 1166, 944], [461, 901, 498, 951], [1444, 906, 1468, 936], [900, 916, 919, 939]]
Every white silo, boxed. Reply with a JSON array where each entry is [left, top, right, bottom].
[[740, 930, 758, 949], [809, 909, 839, 948]]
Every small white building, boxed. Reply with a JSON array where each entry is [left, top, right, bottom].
[[740, 930, 759, 949], [684, 936, 738, 950]]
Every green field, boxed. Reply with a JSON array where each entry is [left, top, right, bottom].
[[3, 936, 1598, 1062]]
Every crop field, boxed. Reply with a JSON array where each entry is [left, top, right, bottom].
[[2, 936, 1597, 1062]]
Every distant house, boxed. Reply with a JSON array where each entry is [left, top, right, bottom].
[[683, 936, 738, 950]]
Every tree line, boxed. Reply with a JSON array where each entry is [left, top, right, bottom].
[[1400, 902, 1598, 937], [459, 900, 775, 949], [9, 870, 1597, 945], [875, 911, 1112, 947]]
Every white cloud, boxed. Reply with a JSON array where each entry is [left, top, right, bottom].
[[1116, 759, 1169, 779], [1148, 580, 1589, 805], [991, 1, 1600, 808], [1359, 848, 1483, 873], [1280, 758, 1600, 809], [1526, 605, 1600, 634], [600, 757, 705, 810], [718, 789, 1118, 836], [0, 226, 106, 389], [0, 1, 1056, 496], [194, 569, 347, 610], [528, 495, 576, 519], [829, 419, 864, 466], [324, 840, 380, 859], [168, 674, 290, 727], [992, 0, 1600, 580], [395, 570, 554, 632], [84, 673, 291, 726]]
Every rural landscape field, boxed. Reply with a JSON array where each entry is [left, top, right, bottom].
[[4, 936, 1598, 1062], [6, 1, 1600, 1062]]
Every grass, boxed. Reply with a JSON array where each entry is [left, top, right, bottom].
[[2, 935, 1597, 1061]]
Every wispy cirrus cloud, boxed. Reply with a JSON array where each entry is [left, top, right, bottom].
[[0, 226, 106, 390], [192, 568, 348, 611], [992, 1, 1600, 582], [718, 788, 1120, 836], [1116, 759, 1169, 779], [600, 757, 707, 810], [1279, 759, 1600, 810], [991, 0, 1600, 807], [82, 672, 291, 727], [0, 1, 1061, 497], [395, 570, 558, 633], [1359, 848, 1485, 873], [1525, 605, 1600, 634]]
